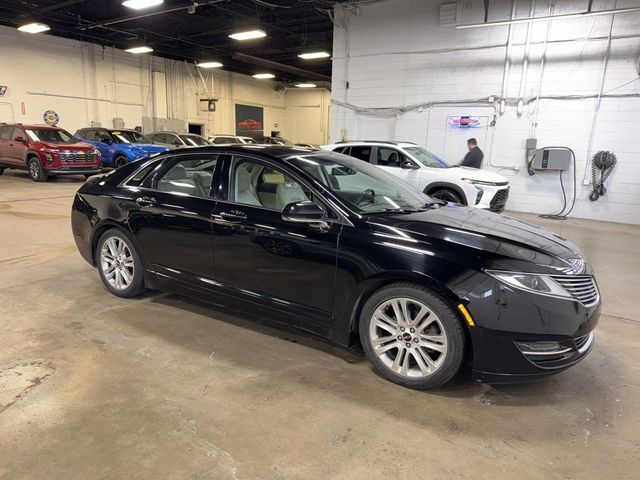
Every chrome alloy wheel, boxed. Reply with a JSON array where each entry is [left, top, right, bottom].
[[369, 298, 448, 378], [29, 160, 40, 179], [100, 237, 135, 290]]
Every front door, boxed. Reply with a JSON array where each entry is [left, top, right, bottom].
[[125, 153, 220, 288], [210, 155, 341, 334], [5, 127, 27, 165]]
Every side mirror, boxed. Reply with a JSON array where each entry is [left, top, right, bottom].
[[401, 160, 419, 169], [100, 137, 112, 145], [14, 136, 26, 143], [282, 201, 326, 225]]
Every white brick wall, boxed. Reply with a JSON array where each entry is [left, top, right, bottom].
[[330, 0, 640, 225], [0, 25, 330, 144]]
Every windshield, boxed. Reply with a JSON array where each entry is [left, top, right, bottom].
[[288, 153, 435, 214], [112, 130, 150, 144], [179, 134, 209, 146], [26, 128, 76, 144], [404, 146, 451, 168]]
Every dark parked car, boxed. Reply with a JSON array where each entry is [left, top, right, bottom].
[[71, 146, 600, 389], [0, 123, 102, 181]]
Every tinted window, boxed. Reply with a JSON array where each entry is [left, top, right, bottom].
[[179, 134, 209, 146], [348, 146, 372, 162], [377, 147, 404, 167], [213, 136, 237, 144], [0, 126, 13, 140], [25, 128, 76, 144], [155, 155, 218, 197]]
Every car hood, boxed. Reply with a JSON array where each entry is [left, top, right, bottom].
[[39, 141, 94, 151], [133, 143, 169, 154], [445, 166, 508, 184], [367, 204, 588, 274]]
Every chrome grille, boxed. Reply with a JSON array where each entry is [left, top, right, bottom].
[[551, 275, 600, 307], [59, 151, 97, 163]]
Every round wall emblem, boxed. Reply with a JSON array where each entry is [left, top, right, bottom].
[[43, 110, 60, 126]]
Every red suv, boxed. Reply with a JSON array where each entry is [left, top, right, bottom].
[[0, 123, 102, 182]]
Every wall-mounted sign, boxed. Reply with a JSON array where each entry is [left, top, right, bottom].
[[235, 104, 264, 138], [447, 116, 483, 128], [43, 110, 60, 126], [0, 86, 7, 96]]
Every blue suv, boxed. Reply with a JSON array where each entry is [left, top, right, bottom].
[[75, 128, 169, 168]]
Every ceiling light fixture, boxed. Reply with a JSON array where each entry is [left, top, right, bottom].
[[125, 46, 154, 54], [228, 29, 267, 41], [122, 0, 164, 10], [17, 22, 50, 34], [253, 73, 275, 79], [197, 61, 223, 69], [456, 6, 640, 28], [295, 83, 317, 88], [298, 51, 330, 60]]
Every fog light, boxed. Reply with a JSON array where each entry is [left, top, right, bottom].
[[45, 153, 53, 164], [515, 341, 571, 355]]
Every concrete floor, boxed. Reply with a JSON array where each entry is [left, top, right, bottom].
[[1, 169, 639, 480]]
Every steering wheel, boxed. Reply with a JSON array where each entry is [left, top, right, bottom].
[[356, 188, 376, 206]]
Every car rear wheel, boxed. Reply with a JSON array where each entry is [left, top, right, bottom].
[[359, 283, 466, 389], [28, 157, 47, 182], [114, 156, 128, 169], [96, 229, 145, 297], [429, 188, 463, 204]]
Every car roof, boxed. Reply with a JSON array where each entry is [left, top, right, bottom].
[[148, 144, 319, 160], [334, 140, 417, 147], [2, 123, 63, 129]]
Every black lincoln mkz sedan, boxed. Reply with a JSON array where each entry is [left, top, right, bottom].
[[71, 145, 600, 389]]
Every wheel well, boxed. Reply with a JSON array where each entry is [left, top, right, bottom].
[[424, 183, 467, 205], [347, 279, 472, 350], [90, 224, 128, 265], [26, 152, 40, 166]]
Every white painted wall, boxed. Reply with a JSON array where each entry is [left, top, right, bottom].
[[331, 0, 640, 225], [0, 25, 329, 144]]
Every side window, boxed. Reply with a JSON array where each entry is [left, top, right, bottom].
[[0, 126, 13, 140], [155, 154, 218, 197], [213, 137, 232, 144], [125, 162, 157, 187], [377, 147, 404, 167], [230, 157, 311, 211], [348, 146, 372, 162], [334, 146, 349, 154], [11, 127, 24, 140], [82, 129, 95, 140]]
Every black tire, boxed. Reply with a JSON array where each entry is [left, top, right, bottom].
[[114, 155, 128, 169], [428, 188, 463, 204], [0, 167, 4, 175], [359, 282, 466, 390], [96, 229, 145, 298], [28, 157, 48, 182]]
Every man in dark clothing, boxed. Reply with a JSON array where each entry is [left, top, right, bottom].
[[461, 138, 484, 169]]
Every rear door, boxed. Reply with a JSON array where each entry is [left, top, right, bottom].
[[125, 152, 221, 288], [373, 146, 420, 186], [0, 126, 13, 162]]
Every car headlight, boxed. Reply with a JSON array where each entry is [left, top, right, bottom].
[[462, 178, 498, 186], [485, 270, 572, 299]]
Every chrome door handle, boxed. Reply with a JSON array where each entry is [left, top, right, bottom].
[[135, 196, 156, 207], [219, 210, 247, 223]]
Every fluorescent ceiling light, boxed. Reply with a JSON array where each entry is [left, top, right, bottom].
[[457, 6, 640, 28], [228, 29, 266, 41], [125, 46, 153, 54], [295, 83, 317, 88], [253, 73, 275, 79], [17, 22, 50, 34], [298, 51, 330, 60], [197, 61, 223, 69], [122, 0, 164, 9]]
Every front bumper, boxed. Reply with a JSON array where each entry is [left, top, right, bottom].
[[456, 273, 601, 383], [45, 165, 103, 175], [475, 185, 510, 212]]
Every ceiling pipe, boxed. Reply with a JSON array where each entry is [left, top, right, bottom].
[[457, 6, 640, 28], [232, 52, 332, 82]]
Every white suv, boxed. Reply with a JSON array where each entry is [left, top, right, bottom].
[[322, 141, 510, 212]]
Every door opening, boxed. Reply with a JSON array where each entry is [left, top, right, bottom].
[[188, 123, 204, 135]]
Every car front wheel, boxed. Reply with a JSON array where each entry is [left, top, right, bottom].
[[359, 283, 466, 389], [96, 229, 145, 297], [428, 188, 463, 204], [28, 158, 47, 182]]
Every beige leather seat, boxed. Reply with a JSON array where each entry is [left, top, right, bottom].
[[275, 182, 308, 210], [235, 165, 262, 206]]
